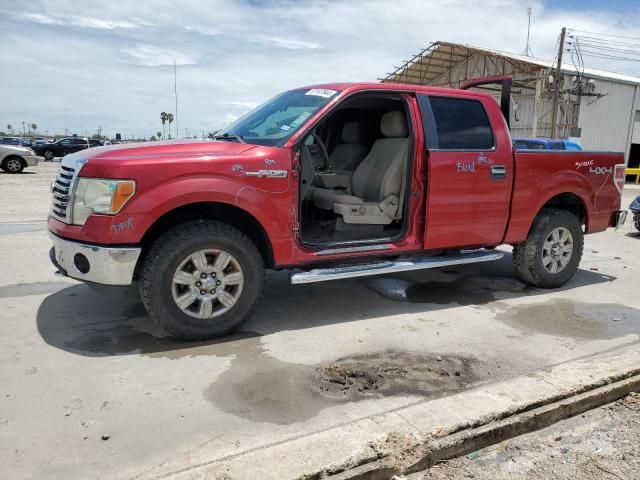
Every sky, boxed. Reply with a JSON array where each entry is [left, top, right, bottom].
[[1, 0, 639, 139]]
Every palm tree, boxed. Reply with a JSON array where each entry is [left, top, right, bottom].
[[156, 131, 162, 141], [7, 124, 12, 134], [160, 112, 168, 140], [167, 113, 174, 139], [31, 123, 37, 134]]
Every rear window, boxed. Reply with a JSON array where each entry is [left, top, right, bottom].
[[424, 96, 494, 150]]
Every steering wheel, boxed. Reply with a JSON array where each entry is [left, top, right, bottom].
[[311, 132, 330, 171]]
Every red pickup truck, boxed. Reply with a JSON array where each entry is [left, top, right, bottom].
[[48, 81, 627, 340]]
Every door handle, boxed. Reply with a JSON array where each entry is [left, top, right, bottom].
[[491, 165, 507, 179]]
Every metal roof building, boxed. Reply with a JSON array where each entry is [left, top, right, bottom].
[[382, 41, 640, 167]]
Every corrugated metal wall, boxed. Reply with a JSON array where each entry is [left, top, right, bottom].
[[578, 79, 636, 155]]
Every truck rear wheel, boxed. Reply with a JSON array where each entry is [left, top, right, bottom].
[[139, 221, 264, 340], [512, 208, 583, 288]]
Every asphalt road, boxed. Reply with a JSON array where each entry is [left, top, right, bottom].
[[1, 163, 639, 479]]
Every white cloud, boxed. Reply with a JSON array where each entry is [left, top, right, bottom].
[[2, 0, 640, 139], [19, 12, 145, 30], [253, 36, 321, 50], [122, 44, 196, 66], [222, 101, 260, 109]]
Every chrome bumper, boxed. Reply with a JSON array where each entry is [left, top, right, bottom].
[[49, 232, 141, 286], [615, 210, 628, 231]]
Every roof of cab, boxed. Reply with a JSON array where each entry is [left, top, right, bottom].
[[298, 81, 494, 100]]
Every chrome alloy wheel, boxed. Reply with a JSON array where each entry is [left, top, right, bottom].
[[171, 249, 244, 319], [542, 227, 574, 274], [6, 158, 22, 172]]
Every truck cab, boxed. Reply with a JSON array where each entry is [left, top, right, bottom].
[[48, 82, 627, 340]]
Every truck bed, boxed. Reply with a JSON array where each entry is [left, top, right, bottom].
[[504, 150, 624, 244]]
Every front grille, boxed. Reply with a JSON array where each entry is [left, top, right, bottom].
[[51, 165, 76, 221]]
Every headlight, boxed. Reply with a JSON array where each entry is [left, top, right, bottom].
[[72, 178, 136, 226]]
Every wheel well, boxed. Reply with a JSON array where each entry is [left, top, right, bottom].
[[139, 202, 274, 268], [539, 193, 587, 226]]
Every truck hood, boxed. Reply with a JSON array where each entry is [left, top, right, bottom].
[[81, 139, 256, 162]]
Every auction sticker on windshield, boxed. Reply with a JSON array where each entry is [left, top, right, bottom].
[[305, 89, 337, 98]]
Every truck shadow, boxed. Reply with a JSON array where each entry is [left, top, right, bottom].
[[36, 252, 617, 357]]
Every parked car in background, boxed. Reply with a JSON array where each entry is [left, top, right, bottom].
[[1, 137, 26, 146], [33, 137, 103, 160], [0, 144, 40, 173], [631, 196, 640, 232], [513, 138, 583, 151]]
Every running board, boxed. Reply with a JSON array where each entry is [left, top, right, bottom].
[[290, 250, 503, 284]]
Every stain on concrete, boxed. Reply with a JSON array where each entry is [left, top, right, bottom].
[[61, 323, 260, 358], [0, 281, 70, 298], [205, 342, 479, 425], [495, 299, 640, 339], [365, 276, 528, 305], [0, 222, 46, 235]]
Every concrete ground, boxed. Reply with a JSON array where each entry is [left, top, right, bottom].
[[409, 393, 640, 480], [1, 163, 639, 479]]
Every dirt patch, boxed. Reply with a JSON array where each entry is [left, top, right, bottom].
[[413, 393, 640, 480], [315, 351, 474, 400]]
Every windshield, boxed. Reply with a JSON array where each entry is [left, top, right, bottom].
[[220, 88, 340, 147]]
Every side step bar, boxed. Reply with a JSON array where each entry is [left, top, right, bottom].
[[290, 250, 503, 284]]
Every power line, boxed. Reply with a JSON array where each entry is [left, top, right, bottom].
[[567, 28, 640, 42], [569, 36, 640, 50], [568, 41, 640, 57], [578, 51, 640, 63]]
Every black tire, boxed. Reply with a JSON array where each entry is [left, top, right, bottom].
[[512, 208, 584, 288], [1, 156, 25, 173], [43, 150, 55, 161], [634, 214, 640, 232], [139, 221, 264, 340]]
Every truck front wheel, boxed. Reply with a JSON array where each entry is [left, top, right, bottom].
[[512, 208, 584, 288], [139, 221, 264, 340]]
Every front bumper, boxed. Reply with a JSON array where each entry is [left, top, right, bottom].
[[24, 155, 39, 167], [49, 231, 141, 286]]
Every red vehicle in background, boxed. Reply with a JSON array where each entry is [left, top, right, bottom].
[[48, 81, 627, 340]]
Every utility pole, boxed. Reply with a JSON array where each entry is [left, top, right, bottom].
[[550, 27, 566, 139], [174, 60, 179, 139]]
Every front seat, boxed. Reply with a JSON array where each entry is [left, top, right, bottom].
[[312, 111, 409, 225], [328, 122, 368, 171]]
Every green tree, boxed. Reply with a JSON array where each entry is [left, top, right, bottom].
[[7, 124, 12, 134], [167, 113, 174, 139], [31, 123, 37, 134], [160, 112, 168, 140], [156, 131, 162, 140]]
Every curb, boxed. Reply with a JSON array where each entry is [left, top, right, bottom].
[[330, 373, 640, 479]]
